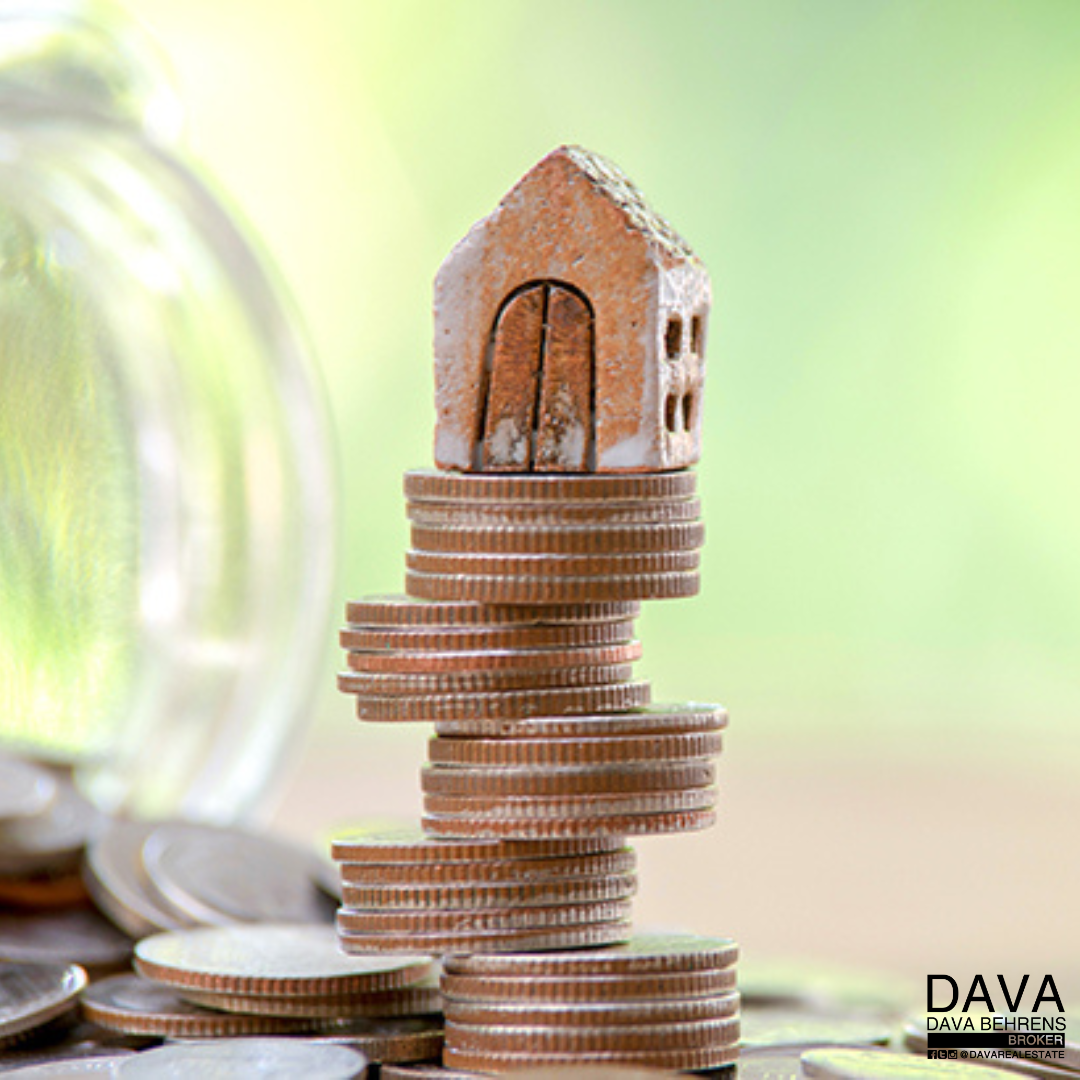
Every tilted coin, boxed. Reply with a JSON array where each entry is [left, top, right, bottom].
[[0, 758, 57, 823], [0, 776, 102, 877], [337, 848, 636, 886], [0, 909, 133, 973], [339, 663, 636, 695], [443, 933, 739, 977], [341, 619, 637, 653], [738, 1009, 893, 1052], [83, 820, 192, 938], [442, 1044, 738, 1073], [116, 1038, 367, 1079], [306, 1016, 444, 1064], [355, 682, 652, 721], [800, 1048, 1020, 1080], [0, 1057, 135, 1076], [140, 822, 335, 927], [336, 900, 633, 934], [341, 874, 636, 910], [409, 520, 705, 555], [405, 570, 699, 604], [421, 761, 717, 796], [345, 641, 643, 674], [428, 732, 721, 768], [0, 962, 86, 1042], [443, 991, 740, 1027], [407, 497, 703, 527], [346, 595, 639, 627], [337, 920, 633, 956], [441, 967, 738, 1004], [79, 974, 314, 1038], [134, 924, 434, 996], [330, 824, 622, 864], [422, 788, 717, 819], [403, 469, 698, 502], [405, 550, 700, 577], [433, 703, 727, 739], [422, 808, 717, 838]]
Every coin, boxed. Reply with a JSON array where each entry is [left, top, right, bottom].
[[337, 921, 633, 956], [734, 1049, 807, 1079], [0, 776, 101, 877], [355, 682, 652, 721], [79, 974, 315, 1038], [341, 620, 637, 652], [0, 870, 91, 910], [422, 788, 717, 818], [410, 521, 705, 555], [0, 1057, 136, 1076], [406, 550, 700, 577], [443, 933, 739, 977], [0, 758, 57, 823], [381, 1065, 487, 1080], [341, 874, 636, 910], [441, 967, 738, 1004], [407, 497, 703, 526], [345, 642, 643, 674], [404, 469, 697, 502], [337, 900, 633, 934], [134, 924, 434, 996], [140, 823, 335, 927], [339, 663, 636, 695], [0, 963, 86, 1042], [739, 1009, 893, 1052], [307, 1016, 445, 1064], [346, 596, 640, 627], [444, 992, 740, 1027], [330, 824, 622, 864], [405, 570, 699, 604], [433, 703, 727, 739], [428, 732, 721, 767], [0, 909, 133, 972], [423, 808, 716, 838], [421, 762, 717, 796], [442, 1045, 738, 1072], [800, 1048, 1020, 1080], [116, 1038, 368, 1079]]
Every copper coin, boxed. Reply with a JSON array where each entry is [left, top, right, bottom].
[[429, 732, 721, 768], [800, 1048, 1019, 1080], [339, 664, 636, 695], [442, 967, 738, 1004], [406, 550, 700, 577], [140, 823, 335, 927], [381, 1066, 486, 1080], [433, 703, 727, 739], [410, 521, 705, 555], [0, 757, 57, 822], [404, 469, 697, 502], [118, 1039, 368, 1078], [134, 924, 434, 996], [356, 682, 652, 721], [84, 819, 191, 938], [0, 962, 85, 1040], [422, 809, 716, 839], [421, 761, 716, 796], [422, 788, 717, 818], [0, 869, 90, 909], [444, 992, 740, 1027], [79, 974, 313, 1038], [341, 875, 636, 910], [345, 642, 643, 674], [0, 909, 133, 972], [405, 571, 699, 604], [337, 849, 636, 885], [346, 595, 639, 627], [407, 498, 704, 527], [738, 1009, 893, 1052], [444, 933, 740, 977], [443, 1045, 738, 1073], [307, 1017, 444, 1064], [331, 824, 622, 864], [0, 777, 101, 877], [341, 620, 636, 652], [337, 920, 632, 956], [337, 900, 633, 934]]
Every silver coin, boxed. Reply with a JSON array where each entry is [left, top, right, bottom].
[[140, 823, 335, 927], [0, 962, 86, 1041], [802, 1048, 1020, 1080], [734, 1049, 806, 1080], [0, 758, 57, 823], [0, 910, 132, 971], [115, 1038, 367, 1078], [0, 777, 103, 877], [0, 1059, 131, 1077]]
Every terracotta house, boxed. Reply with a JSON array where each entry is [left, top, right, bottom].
[[433, 145, 711, 473]]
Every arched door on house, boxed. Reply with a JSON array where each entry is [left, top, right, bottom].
[[476, 281, 595, 471]]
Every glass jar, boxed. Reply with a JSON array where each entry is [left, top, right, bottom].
[[0, 0, 337, 822]]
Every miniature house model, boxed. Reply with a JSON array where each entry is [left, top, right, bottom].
[[433, 146, 711, 474]]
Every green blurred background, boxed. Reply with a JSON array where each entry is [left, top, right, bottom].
[[135, 0, 1080, 977]]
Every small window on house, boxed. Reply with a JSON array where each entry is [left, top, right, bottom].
[[690, 315, 703, 355], [664, 316, 682, 360], [682, 392, 694, 431], [664, 392, 680, 433]]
